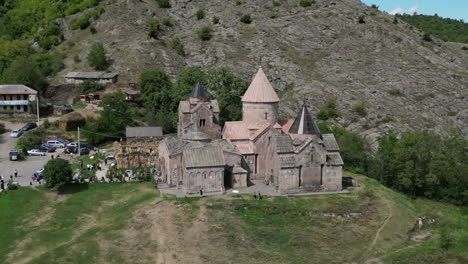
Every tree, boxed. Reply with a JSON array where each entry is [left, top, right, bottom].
[[158, 0, 171, 8], [240, 15, 252, 24], [140, 70, 173, 113], [83, 92, 132, 144], [87, 42, 108, 70], [43, 158, 73, 188], [1, 57, 48, 94], [206, 68, 248, 124], [196, 9, 205, 20], [77, 80, 102, 94], [300, 0, 314, 7]]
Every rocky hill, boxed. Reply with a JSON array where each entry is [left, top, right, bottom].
[[52, 0, 468, 143]]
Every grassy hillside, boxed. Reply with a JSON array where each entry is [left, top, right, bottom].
[[0, 175, 467, 264], [396, 14, 468, 44]]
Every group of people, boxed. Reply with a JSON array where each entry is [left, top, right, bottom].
[[253, 192, 263, 200], [84, 161, 103, 171], [0, 169, 18, 191]]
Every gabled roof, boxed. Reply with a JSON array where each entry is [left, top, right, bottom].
[[289, 104, 321, 136], [223, 121, 251, 140], [322, 134, 340, 151], [272, 134, 295, 154], [183, 146, 225, 168], [65, 72, 117, 79], [249, 122, 271, 141], [232, 165, 248, 174], [190, 82, 209, 98], [0, 85, 37, 95], [126, 127, 163, 138], [241, 68, 280, 103], [327, 153, 344, 166]]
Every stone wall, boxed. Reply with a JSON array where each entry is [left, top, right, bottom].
[[114, 138, 162, 169], [242, 102, 278, 125], [184, 167, 225, 194]]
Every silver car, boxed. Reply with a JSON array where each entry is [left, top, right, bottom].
[[10, 129, 23, 138], [27, 149, 47, 156]]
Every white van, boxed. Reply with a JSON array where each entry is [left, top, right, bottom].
[[47, 140, 65, 148]]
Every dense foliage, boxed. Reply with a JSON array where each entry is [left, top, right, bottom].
[[138, 67, 247, 132], [83, 93, 132, 144], [43, 158, 73, 188], [397, 14, 468, 43], [77, 80, 103, 94], [368, 130, 468, 205], [87, 42, 108, 70]]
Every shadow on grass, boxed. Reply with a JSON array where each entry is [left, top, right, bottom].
[[57, 183, 89, 195]]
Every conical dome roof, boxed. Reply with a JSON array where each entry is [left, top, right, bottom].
[[241, 68, 280, 103], [190, 82, 209, 98], [289, 104, 321, 136]]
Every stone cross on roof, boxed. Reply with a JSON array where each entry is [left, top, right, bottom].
[[241, 67, 280, 103], [289, 104, 321, 136]]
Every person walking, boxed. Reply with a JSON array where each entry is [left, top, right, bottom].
[[14, 169, 18, 178], [199, 189, 203, 196], [1, 180, 4, 191]]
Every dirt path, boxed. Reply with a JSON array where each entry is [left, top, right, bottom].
[[363, 198, 394, 263]]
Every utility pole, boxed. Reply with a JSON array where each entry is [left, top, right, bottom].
[[78, 127, 81, 156], [36, 96, 40, 125]]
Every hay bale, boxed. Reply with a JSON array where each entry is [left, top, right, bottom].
[[59, 112, 85, 131]]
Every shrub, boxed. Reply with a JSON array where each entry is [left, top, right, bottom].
[[387, 89, 403, 96], [43, 158, 73, 188], [462, 46, 468, 50], [353, 102, 367, 117], [35, 23, 64, 50], [299, 0, 314, 7], [158, 0, 171, 8], [357, 15, 365, 24], [269, 12, 277, 19], [73, 55, 81, 63], [90, 26, 97, 34], [42, 119, 50, 129], [371, 4, 378, 9], [213, 16, 220, 24], [149, 19, 161, 39], [273, 0, 281, 7], [236, 1, 242, 5], [171, 37, 185, 56], [197, 26, 212, 41], [87, 42, 108, 70], [0, 123, 5, 134], [196, 9, 205, 20], [240, 14, 252, 24], [317, 110, 329, 121], [393, 17, 398, 24], [162, 18, 173, 27], [422, 32, 432, 41], [78, 80, 103, 94], [317, 96, 339, 120], [71, 16, 90, 30]]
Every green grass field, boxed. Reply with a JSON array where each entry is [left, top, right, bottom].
[[0, 175, 467, 264]]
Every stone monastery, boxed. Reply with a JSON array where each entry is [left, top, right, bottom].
[[158, 68, 343, 195]]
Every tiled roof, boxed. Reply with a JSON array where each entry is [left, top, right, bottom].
[[273, 134, 294, 153], [0, 85, 37, 95], [281, 119, 294, 134], [183, 146, 225, 168], [327, 153, 344, 166], [65, 72, 117, 79], [223, 121, 251, 140], [249, 122, 271, 141], [182, 124, 210, 141], [322, 134, 340, 151], [289, 104, 321, 135], [235, 143, 254, 154], [241, 68, 280, 103], [232, 165, 248, 174], [279, 156, 298, 168]]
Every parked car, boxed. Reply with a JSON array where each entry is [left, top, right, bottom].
[[66, 142, 78, 148], [27, 149, 47, 156], [10, 129, 23, 138], [39, 144, 56, 153], [81, 143, 95, 150], [21, 122, 37, 132], [66, 146, 91, 155], [9, 150, 21, 161], [80, 147, 91, 155], [47, 140, 65, 148]]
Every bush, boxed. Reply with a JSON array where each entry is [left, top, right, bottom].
[[17, 128, 44, 155], [73, 55, 81, 63], [317, 96, 339, 120], [162, 18, 173, 27], [197, 26, 213, 41], [71, 16, 90, 30], [0, 123, 5, 134], [358, 15, 365, 24], [213, 16, 220, 24], [78, 80, 103, 94], [371, 4, 379, 9], [240, 15, 252, 24], [158, 0, 171, 8], [35, 23, 64, 50], [462, 46, 468, 51], [43, 158, 73, 188], [90, 26, 97, 34], [171, 37, 185, 56], [87, 42, 108, 70], [393, 17, 398, 24], [353, 102, 367, 117], [387, 89, 403, 96], [148, 19, 161, 39], [236, 1, 242, 5], [196, 9, 205, 20], [42, 119, 51, 129], [273, 0, 281, 7], [299, 0, 314, 7], [269, 12, 277, 19], [422, 32, 432, 41]]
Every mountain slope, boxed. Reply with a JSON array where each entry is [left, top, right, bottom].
[[53, 0, 468, 140]]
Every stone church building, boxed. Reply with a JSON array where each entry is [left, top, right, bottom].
[[157, 68, 343, 194]]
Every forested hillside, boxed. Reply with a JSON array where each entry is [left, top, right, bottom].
[[396, 14, 468, 44]]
